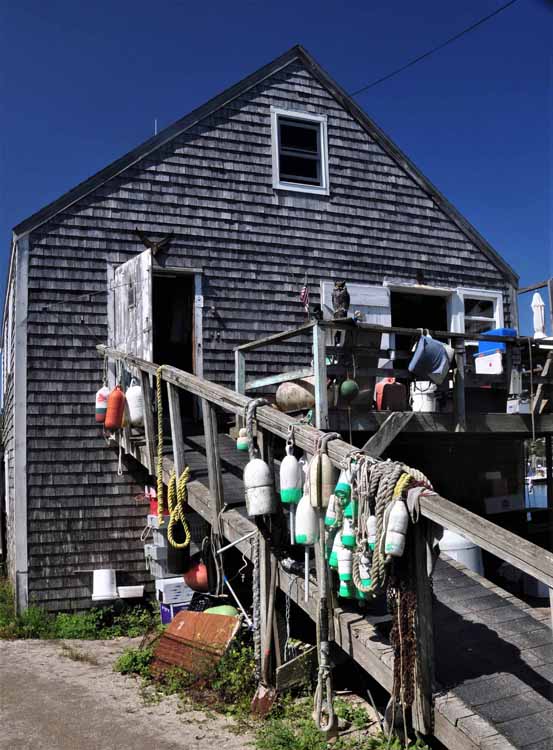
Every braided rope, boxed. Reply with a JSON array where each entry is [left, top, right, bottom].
[[156, 367, 165, 526], [246, 398, 270, 459], [167, 466, 192, 549]]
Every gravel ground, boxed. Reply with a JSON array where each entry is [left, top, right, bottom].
[[0, 637, 253, 750]]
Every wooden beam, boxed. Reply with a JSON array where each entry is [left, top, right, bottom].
[[420, 491, 553, 589], [454, 343, 466, 433], [361, 412, 414, 457], [201, 398, 224, 524], [245, 367, 313, 392], [140, 370, 156, 476], [313, 323, 329, 430], [167, 383, 185, 477], [236, 321, 315, 353], [412, 520, 434, 735]]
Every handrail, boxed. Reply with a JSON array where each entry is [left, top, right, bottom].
[[98, 343, 553, 589], [235, 319, 540, 350]]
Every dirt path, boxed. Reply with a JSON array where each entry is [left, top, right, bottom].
[[0, 638, 253, 750]]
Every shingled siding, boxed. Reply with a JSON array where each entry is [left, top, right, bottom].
[[24, 60, 512, 610]]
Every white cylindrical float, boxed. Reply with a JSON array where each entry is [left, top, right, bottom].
[[440, 529, 484, 576], [92, 569, 118, 601]]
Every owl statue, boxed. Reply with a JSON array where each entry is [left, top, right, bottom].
[[332, 280, 350, 319]]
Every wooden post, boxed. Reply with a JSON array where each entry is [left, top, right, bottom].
[[140, 370, 156, 476], [412, 519, 435, 735], [546, 434, 553, 617], [453, 343, 466, 433], [313, 324, 329, 430], [201, 398, 224, 521], [235, 349, 246, 431], [167, 383, 185, 477]]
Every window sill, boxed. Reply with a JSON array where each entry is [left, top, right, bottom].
[[273, 182, 330, 197]]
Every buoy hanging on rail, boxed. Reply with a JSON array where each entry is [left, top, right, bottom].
[[280, 442, 303, 543], [126, 378, 144, 427], [383, 499, 409, 558], [295, 492, 319, 602], [236, 428, 249, 451], [104, 385, 126, 431], [356, 554, 372, 601], [309, 453, 337, 509], [244, 458, 277, 516], [324, 494, 341, 529], [95, 385, 110, 423]]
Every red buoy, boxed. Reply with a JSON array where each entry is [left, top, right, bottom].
[[104, 385, 126, 431], [184, 562, 209, 592]]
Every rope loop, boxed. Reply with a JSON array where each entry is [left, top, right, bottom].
[[245, 398, 270, 460]]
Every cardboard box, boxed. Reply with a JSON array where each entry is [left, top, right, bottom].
[[506, 397, 530, 414]]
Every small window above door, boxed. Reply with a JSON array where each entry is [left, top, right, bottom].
[[271, 108, 329, 195]]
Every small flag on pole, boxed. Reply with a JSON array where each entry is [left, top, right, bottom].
[[299, 277, 309, 314]]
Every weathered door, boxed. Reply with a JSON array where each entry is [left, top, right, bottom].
[[108, 250, 153, 361]]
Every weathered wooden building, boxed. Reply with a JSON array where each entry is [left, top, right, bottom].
[[1, 45, 520, 612]]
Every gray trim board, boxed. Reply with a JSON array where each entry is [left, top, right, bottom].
[[12, 45, 517, 285], [13, 237, 28, 612]]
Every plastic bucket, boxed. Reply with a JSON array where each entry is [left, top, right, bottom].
[[92, 569, 118, 601], [440, 529, 484, 576], [411, 382, 437, 413]]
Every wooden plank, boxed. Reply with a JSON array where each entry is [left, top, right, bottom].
[[245, 367, 313, 392], [361, 411, 414, 456], [140, 371, 156, 476], [312, 323, 329, 430], [533, 352, 553, 414], [167, 383, 185, 477], [454, 343, 466, 433], [201, 398, 224, 524], [236, 321, 315, 353], [350, 321, 527, 346], [276, 645, 317, 690], [412, 520, 434, 735], [235, 349, 246, 395]]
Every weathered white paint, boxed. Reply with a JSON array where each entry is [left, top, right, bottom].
[[13, 235, 29, 612], [112, 249, 153, 361]]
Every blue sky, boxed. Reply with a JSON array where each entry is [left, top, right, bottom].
[[1, 0, 550, 333]]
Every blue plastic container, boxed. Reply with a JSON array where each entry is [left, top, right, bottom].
[[478, 328, 517, 355]]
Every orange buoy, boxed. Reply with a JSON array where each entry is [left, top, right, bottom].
[[184, 562, 209, 592], [104, 385, 126, 431]]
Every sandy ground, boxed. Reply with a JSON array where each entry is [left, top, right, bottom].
[[0, 637, 253, 750]]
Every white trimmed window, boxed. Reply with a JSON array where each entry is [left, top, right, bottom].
[[458, 288, 504, 345], [271, 108, 329, 195]]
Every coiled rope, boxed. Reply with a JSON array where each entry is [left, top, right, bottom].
[[155, 367, 190, 549]]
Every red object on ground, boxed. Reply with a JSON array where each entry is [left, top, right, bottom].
[[104, 385, 126, 430], [184, 562, 209, 592]]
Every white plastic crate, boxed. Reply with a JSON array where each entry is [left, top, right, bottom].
[[155, 577, 191, 604], [148, 559, 169, 580]]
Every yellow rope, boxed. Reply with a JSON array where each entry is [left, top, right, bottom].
[[167, 466, 191, 549], [393, 472, 412, 500], [156, 367, 165, 526]]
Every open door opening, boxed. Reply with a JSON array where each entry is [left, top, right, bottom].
[[153, 273, 196, 419], [391, 291, 448, 353]]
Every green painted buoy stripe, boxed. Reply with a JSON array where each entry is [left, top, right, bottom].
[[280, 487, 302, 503]]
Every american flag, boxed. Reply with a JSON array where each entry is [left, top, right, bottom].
[[299, 281, 309, 312]]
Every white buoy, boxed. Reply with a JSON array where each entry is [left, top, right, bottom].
[[244, 458, 277, 516], [295, 492, 319, 602], [367, 515, 376, 550], [384, 500, 409, 557], [126, 378, 144, 427], [280, 444, 303, 543], [236, 428, 249, 451], [341, 516, 356, 549], [324, 494, 341, 528], [337, 545, 352, 582]]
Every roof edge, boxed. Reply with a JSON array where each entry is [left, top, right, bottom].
[[13, 45, 305, 237]]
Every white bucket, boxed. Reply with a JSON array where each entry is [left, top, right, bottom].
[[92, 569, 118, 601], [440, 529, 484, 576], [411, 382, 437, 413]]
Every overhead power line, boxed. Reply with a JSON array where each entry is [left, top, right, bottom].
[[350, 0, 521, 96]]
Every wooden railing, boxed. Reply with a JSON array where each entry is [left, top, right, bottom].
[[235, 320, 552, 432], [98, 343, 553, 734]]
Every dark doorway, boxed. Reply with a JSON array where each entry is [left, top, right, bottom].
[[153, 273, 195, 419], [391, 291, 448, 352]]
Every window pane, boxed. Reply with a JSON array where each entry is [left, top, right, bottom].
[[279, 154, 320, 184], [280, 120, 318, 154], [465, 318, 494, 335], [464, 298, 494, 318]]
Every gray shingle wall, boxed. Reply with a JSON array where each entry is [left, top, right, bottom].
[[2, 270, 17, 587], [23, 60, 511, 610]]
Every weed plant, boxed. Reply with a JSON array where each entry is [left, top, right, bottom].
[[0, 577, 155, 640]]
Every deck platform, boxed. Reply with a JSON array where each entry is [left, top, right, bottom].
[[133, 431, 553, 750]]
